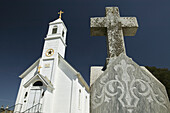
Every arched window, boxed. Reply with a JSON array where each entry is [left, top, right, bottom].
[[52, 26, 58, 34], [33, 81, 43, 86]]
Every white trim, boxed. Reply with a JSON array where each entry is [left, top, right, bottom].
[[49, 19, 67, 31], [23, 74, 54, 90], [44, 36, 67, 47], [31, 86, 43, 90], [58, 54, 89, 92], [19, 58, 41, 78], [43, 58, 54, 61]]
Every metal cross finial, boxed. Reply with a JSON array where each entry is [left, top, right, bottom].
[[38, 66, 42, 73], [58, 10, 64, 19]]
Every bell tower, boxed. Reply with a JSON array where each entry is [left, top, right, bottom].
[[42, 11, 67, 59], [39, 11, 67, 83]]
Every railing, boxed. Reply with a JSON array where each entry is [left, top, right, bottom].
[[13, 103, 23, 113], [0, 103, 22, 113], [1, 103, 42, 113], [22, 103, 42, 113]]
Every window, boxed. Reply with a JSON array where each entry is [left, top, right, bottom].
[[33, 81, 43, 86], [62, 30, 65, 37], [42, 91, 45, 98], [78, 89, 81, 109], [24, 92, 28, 98], [52, 26, 57, 34], [85, 96, 88, 112]]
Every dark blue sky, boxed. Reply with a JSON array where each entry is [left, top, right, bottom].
[[0, 0, 170, 107]]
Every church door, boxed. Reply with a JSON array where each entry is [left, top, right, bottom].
[[26, 89, 41, 111]]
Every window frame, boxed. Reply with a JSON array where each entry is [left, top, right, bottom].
[[52, 26, 58, 34]]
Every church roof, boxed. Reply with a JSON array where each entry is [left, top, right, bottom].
[[19, 58, 40, 78], [19, 54, 89, 92], [49, 18, 67, 31], [23, 73, 54, 90], [58, 54, 90, 92], [49, 18, 63, 24]]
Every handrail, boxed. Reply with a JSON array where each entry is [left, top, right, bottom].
[[0, 103, 23, 113], [22, 103, 42, 113], [1, 103, 42, 113], [8, 103, 23, 110]]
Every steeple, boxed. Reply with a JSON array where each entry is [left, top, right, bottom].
[[42, 15, 67, 58]]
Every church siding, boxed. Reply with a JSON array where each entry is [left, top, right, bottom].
[[41, 59, 54, 81], [41, 88, 53, 113], [14, 17, 89, 113], [42, 39, 59, 58], [23, 66, 37, 85], [76, 79, 89, 113], [15, 79, 32, 112], [14, 79, 24, 111], [51, 67, 73, 113], [15, 64, 38, 112]]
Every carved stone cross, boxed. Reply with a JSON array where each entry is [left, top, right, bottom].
[[90, 7, 138, 58]]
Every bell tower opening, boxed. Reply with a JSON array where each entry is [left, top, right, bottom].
[[52, 26, 58, 34], [62, 30, 65, 37]]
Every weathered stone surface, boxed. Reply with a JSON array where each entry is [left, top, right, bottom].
[[90, 54, 170, 113], [90, 7, 138, 58], [90, 6, 170, 113], [90, 66, 104, 86]]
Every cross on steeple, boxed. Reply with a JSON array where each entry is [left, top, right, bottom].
[[90, 7, 138, 59], [38, 66, 42, 73], [58, 10, 64, 19]]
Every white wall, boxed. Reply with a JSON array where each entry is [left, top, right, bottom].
[[56, 62, 89, 113], [14, 18, 89, 113], [51, 67, 73, 113]]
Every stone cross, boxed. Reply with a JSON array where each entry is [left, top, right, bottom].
[[90, 7, 138, 58], [90, 7, 170, 113]]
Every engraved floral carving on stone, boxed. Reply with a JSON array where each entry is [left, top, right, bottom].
[[91, 58, 168, 113]]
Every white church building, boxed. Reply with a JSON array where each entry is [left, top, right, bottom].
[[14, 12, 90, 113]]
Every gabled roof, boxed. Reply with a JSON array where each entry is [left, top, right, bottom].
[[58, 54, 89, 92], [19, 54, 89, 92], [19, 58, 41, 79], [23, 73, 54, 90], [49, 18, 63, 24]]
